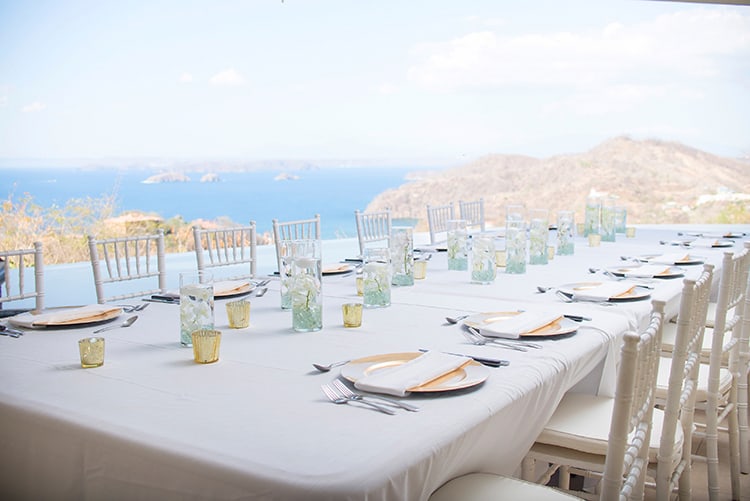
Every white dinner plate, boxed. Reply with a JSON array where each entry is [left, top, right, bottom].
[[341, 352, 489, 393], [461, 311, 578, 338], [9, 305, 122, 328], [558, 282, 652, 302], [605, 265, 685, 279]]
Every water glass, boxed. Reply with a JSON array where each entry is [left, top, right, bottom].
[[528, 209, 549, 265], [556, 210, 575, 256], [583, 195, 601, 236], [600, 197, 616, 242], [446, 219, 468, 271], [180, 271, 214, 347], [390, 226, 414, 286], [290, 240, 322, 332], [471, 234, 496, 284], [78, 337, 105, 368], [363, 247, 391, 308]]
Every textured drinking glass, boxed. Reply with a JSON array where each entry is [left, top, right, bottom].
[[363, 247, 391, 308], [180, 271, 214, 347], [342, 303, 363, 328], [226, 300, 251, 329], [191, 329, 221, 364], [528, 209, 549, 265], [556, 210, 575, 256], [78, 337, 105, 368], [290, 240, 323, 332], [505, 206, 526, 274], [471, 234, 496, 284], [413, 260, 427, 280], [614, 206, 627, 234], [390, 226, 414, 286], [600, 198, 616, 242], [446, 219, 468, 271], [584, 195, 601, 237]]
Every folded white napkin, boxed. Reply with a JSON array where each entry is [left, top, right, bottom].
[[478, 311, 563, 339], [647, 253, 691, 265], [354, 351, 471, 396], [689, 238, 718, 248], [213, 280, 251, 296], [621, 264, 671, 278], [11, 304, 122, 327], [571, 282, 635, 302]]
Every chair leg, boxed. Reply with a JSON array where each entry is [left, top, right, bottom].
[[741, 370, 750, 473], [728, 403, 741, 500], [521, 456, 535, 481], [558, 465, 571, 490]]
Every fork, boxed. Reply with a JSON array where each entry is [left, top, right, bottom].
[[332, 379, 419, 412], [461, 328, 527, 351], [321, 384, 396, 415], [466, 326, 542, 349]]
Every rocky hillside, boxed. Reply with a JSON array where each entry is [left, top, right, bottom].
[[367, 137, 750, 230]]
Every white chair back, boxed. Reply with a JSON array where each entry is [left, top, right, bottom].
[[87, 230, 167, 303], [657, 264, 714, 500], [738, 250, 750, 474], [272, 214, 321, 273], [354, 209, 392, 256], [426, 203, 455, 245], [193, 223, 257, 281], [0, 242, 44, 313], [458, 198, 486, 232]]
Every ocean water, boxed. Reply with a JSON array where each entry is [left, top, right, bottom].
[[1, 166, 426, 239]]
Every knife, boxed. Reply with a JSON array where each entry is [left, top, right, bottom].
[[0, 325, 24, 338], [143, 296, 180, 304], [563, 314, 592, 322], [419, 349, 509, 368]]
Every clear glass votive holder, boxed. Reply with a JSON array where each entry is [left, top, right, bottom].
[[471, 234, 496, 284], [557, 210, 575, 256], [414, 259, 428, 280], [79, 337, 105, 368], [226, 299, 251, 329], [446, 219, 468, 271], [180, 271, 214, 347], [390, 226, 414, 286], [191, 329, 221, 364], [363, 247, 391, 308], [342, 303, 363, 328], [528, 209, 549, 265]]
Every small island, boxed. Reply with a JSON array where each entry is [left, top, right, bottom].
[[142, 172, 191, 184], [200, 173, 220, 183], [273, 172, 300, 181]]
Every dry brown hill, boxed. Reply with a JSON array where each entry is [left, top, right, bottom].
[[366, 136, 750, 230]]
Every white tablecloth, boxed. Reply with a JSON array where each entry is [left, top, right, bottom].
[[0, 226, 740, 500]]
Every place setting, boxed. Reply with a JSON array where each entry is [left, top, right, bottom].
[[458, 310, 579, 349], [601, 263, 685, 279], [7, 303, 125, 329], [555, 281, 651, 303], [627, 252, 706, 266], [660, 237, 734, 248]]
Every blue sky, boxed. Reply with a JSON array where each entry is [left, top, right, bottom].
[[1, 0, 748, 163]]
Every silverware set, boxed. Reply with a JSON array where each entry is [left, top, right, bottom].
[[118, 303, 150, 313], [463, 326, 542, 351], [321, 383, 398, 415], [0, 324, 24, 338]]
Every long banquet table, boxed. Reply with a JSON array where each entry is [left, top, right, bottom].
[[0, 226, 744, 500]]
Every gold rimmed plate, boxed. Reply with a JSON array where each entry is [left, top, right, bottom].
[[9, 305, 123, 329], [322, 264, 355, 276], [605, 265, 685, 279], [341, 352, 489, 393], [214, 281, 255, 299], [637, 254, 705, 266], [558, 282, 652, 302], [461, 311, 578, 338]]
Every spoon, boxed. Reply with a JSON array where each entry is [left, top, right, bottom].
[[254, 287, 268, 297], [313, 359, 350, 372], [93, 315, 138, 334], [445, 315, 469, 324]]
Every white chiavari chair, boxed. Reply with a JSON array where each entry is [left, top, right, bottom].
[[272, 214, 321, 273], [193, 223, 257, 281], [87, 230, 167, 303], [354, 208, 391, 257], [432, 301, 666, 501], [458, 198, 486, 233], [426, 202, 455, 246], [0, 242, 44, 314]]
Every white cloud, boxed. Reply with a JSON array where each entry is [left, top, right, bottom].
[[209, 68, 246, 86], [0, 95, 7, 107], [408, 8, 750, 92], [22, 101, 46, 113], [377, 83, 398, 95], [179, 72, 193, 83]]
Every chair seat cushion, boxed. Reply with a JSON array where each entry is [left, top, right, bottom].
[[429, 473, 582, 501], [535, 393, 682, 462], [655, 356, 732, 403]]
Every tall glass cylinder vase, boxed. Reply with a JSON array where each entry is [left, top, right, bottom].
[[363, 247, 391, 308], [505, 205, 526, 274], [471, 234, 496, 284], [279, 240, 303, 310], [390, 226, 414, 286], [290, 240, 322, 332], [556, 210, 575, 256], [614, 206, 627, 234], [528, 209, 549, 265], [179, 271, 214, 347], [600, 197, 616, 242], [584, 195, 601, 237], [446, 219, 468, 271]]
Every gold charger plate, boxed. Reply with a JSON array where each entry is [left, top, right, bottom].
[[605, 265, 685, 279], [214, 282, 254, 299], [558, 282, 652, 302], [9, 305, 122, 328], [638, 254, 705, 265], [322, 264, 355, 276], [462, 311, 578, 338], [341, 352, 489, 393]]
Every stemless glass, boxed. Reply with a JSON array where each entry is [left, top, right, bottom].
[[528, 209, 549, 265], [363, 247, 391, 308], [290, 240, 322, 332], [556, 210, 575, 256], [471, 234, 496, 284], [390, 226, 414, 286], [446, 219, 468, 271]]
